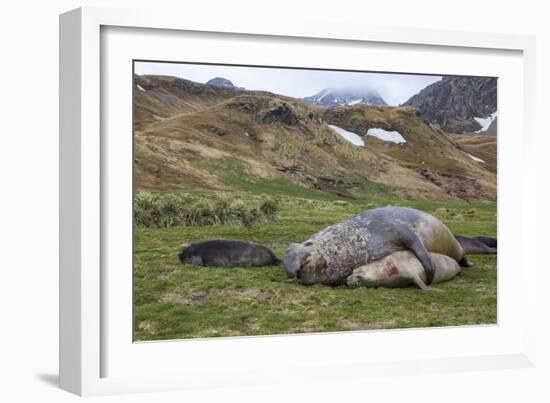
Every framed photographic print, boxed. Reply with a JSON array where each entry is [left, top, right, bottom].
[[60, 7, 537, 396]]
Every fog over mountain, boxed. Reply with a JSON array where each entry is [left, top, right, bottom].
[[134, 61, 441, 106], [303, 86, 387, 107]]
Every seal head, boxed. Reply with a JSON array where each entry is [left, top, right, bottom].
[[283, 242, 332, 285], [283, 242, 308, 280]]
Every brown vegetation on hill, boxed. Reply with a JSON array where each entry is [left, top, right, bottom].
[[133, 75, 497, 201], [451, 134, 497, 174]]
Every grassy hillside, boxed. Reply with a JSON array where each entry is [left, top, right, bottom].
[[451, 134, 497, 174], [323, 105, 496, 199], [134, 74, 247, 131]]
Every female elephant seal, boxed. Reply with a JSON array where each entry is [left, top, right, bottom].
[[346, 251, 461, 290], [178, 240, 281, 267], [283, 206, 470, 286]]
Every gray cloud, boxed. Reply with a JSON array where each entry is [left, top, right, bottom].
[[134, 61, 442, 106]]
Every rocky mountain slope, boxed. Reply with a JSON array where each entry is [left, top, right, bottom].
[[134, 74, 496, 201], [206, 77, 241, 89], [402, 76, 497, 134], [303, 87, 387, 108]]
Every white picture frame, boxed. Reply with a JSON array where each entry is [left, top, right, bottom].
[[59, 6, 537, 396]]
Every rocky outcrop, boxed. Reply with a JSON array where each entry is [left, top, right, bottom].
[[225, 96, 308, 127], [402, 76, 497, 133], [206, 77, 239, 89]]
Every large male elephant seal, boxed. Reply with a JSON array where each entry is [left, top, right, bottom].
[[455, 235, 497, 255], [346, 251, 461, 290], [178, 240, 281, 267], [283, 207, 470, 286]]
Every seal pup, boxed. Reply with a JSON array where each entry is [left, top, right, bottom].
[[455, 235, 497, 255], [178, 240, 281, 267], [283, 207, 470, 286], [346, 251, 461, 290]]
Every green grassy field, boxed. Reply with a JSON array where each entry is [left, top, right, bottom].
[[134, 176, 497, 341]]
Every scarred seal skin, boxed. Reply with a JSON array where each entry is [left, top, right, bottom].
[[346, 251, 461, 290], [283, 207, 469, 286], [178, 240, 281, 267]]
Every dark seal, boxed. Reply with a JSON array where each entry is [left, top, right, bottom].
[[178, 239, 281, 267], [455, 235, 497, 255], [283, 207, 471, 286], [473, 236, 497, 249]]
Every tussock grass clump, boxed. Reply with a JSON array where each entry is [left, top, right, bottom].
[[434, 207, 477, 222], [259, 198, 279, 220], [134, 192, 279, 228], [332, 200, 351, 207]]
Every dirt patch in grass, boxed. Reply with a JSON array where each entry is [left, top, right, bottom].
[[341, 319, 398, 331], [220, 288, 280, 300]]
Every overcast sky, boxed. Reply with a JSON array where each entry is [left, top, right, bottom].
[[134, 61, 442, 106]]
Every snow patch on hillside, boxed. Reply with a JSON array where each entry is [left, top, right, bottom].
[[328, 125, 364, 146], [317, 90, 330, 101], [366, 128, 406, 144], [137, 85, 146, 92], [466, 153, 485, 163], [474, 111, 497, 133]]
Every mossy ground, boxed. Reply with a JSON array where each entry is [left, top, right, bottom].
[[134, 173, 496, 341]]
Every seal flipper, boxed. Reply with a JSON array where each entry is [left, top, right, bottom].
[[459, 256, 474, 268], [411, 273, 443, 292], [402, 235, 435, 285], [411, 273, 430, 291]]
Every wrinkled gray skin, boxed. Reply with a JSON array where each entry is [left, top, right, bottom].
[[346, 251, 461, 290], [178, 240, 281, 267], [455, 235, 497, 255], [283, 207, 470, 286]]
